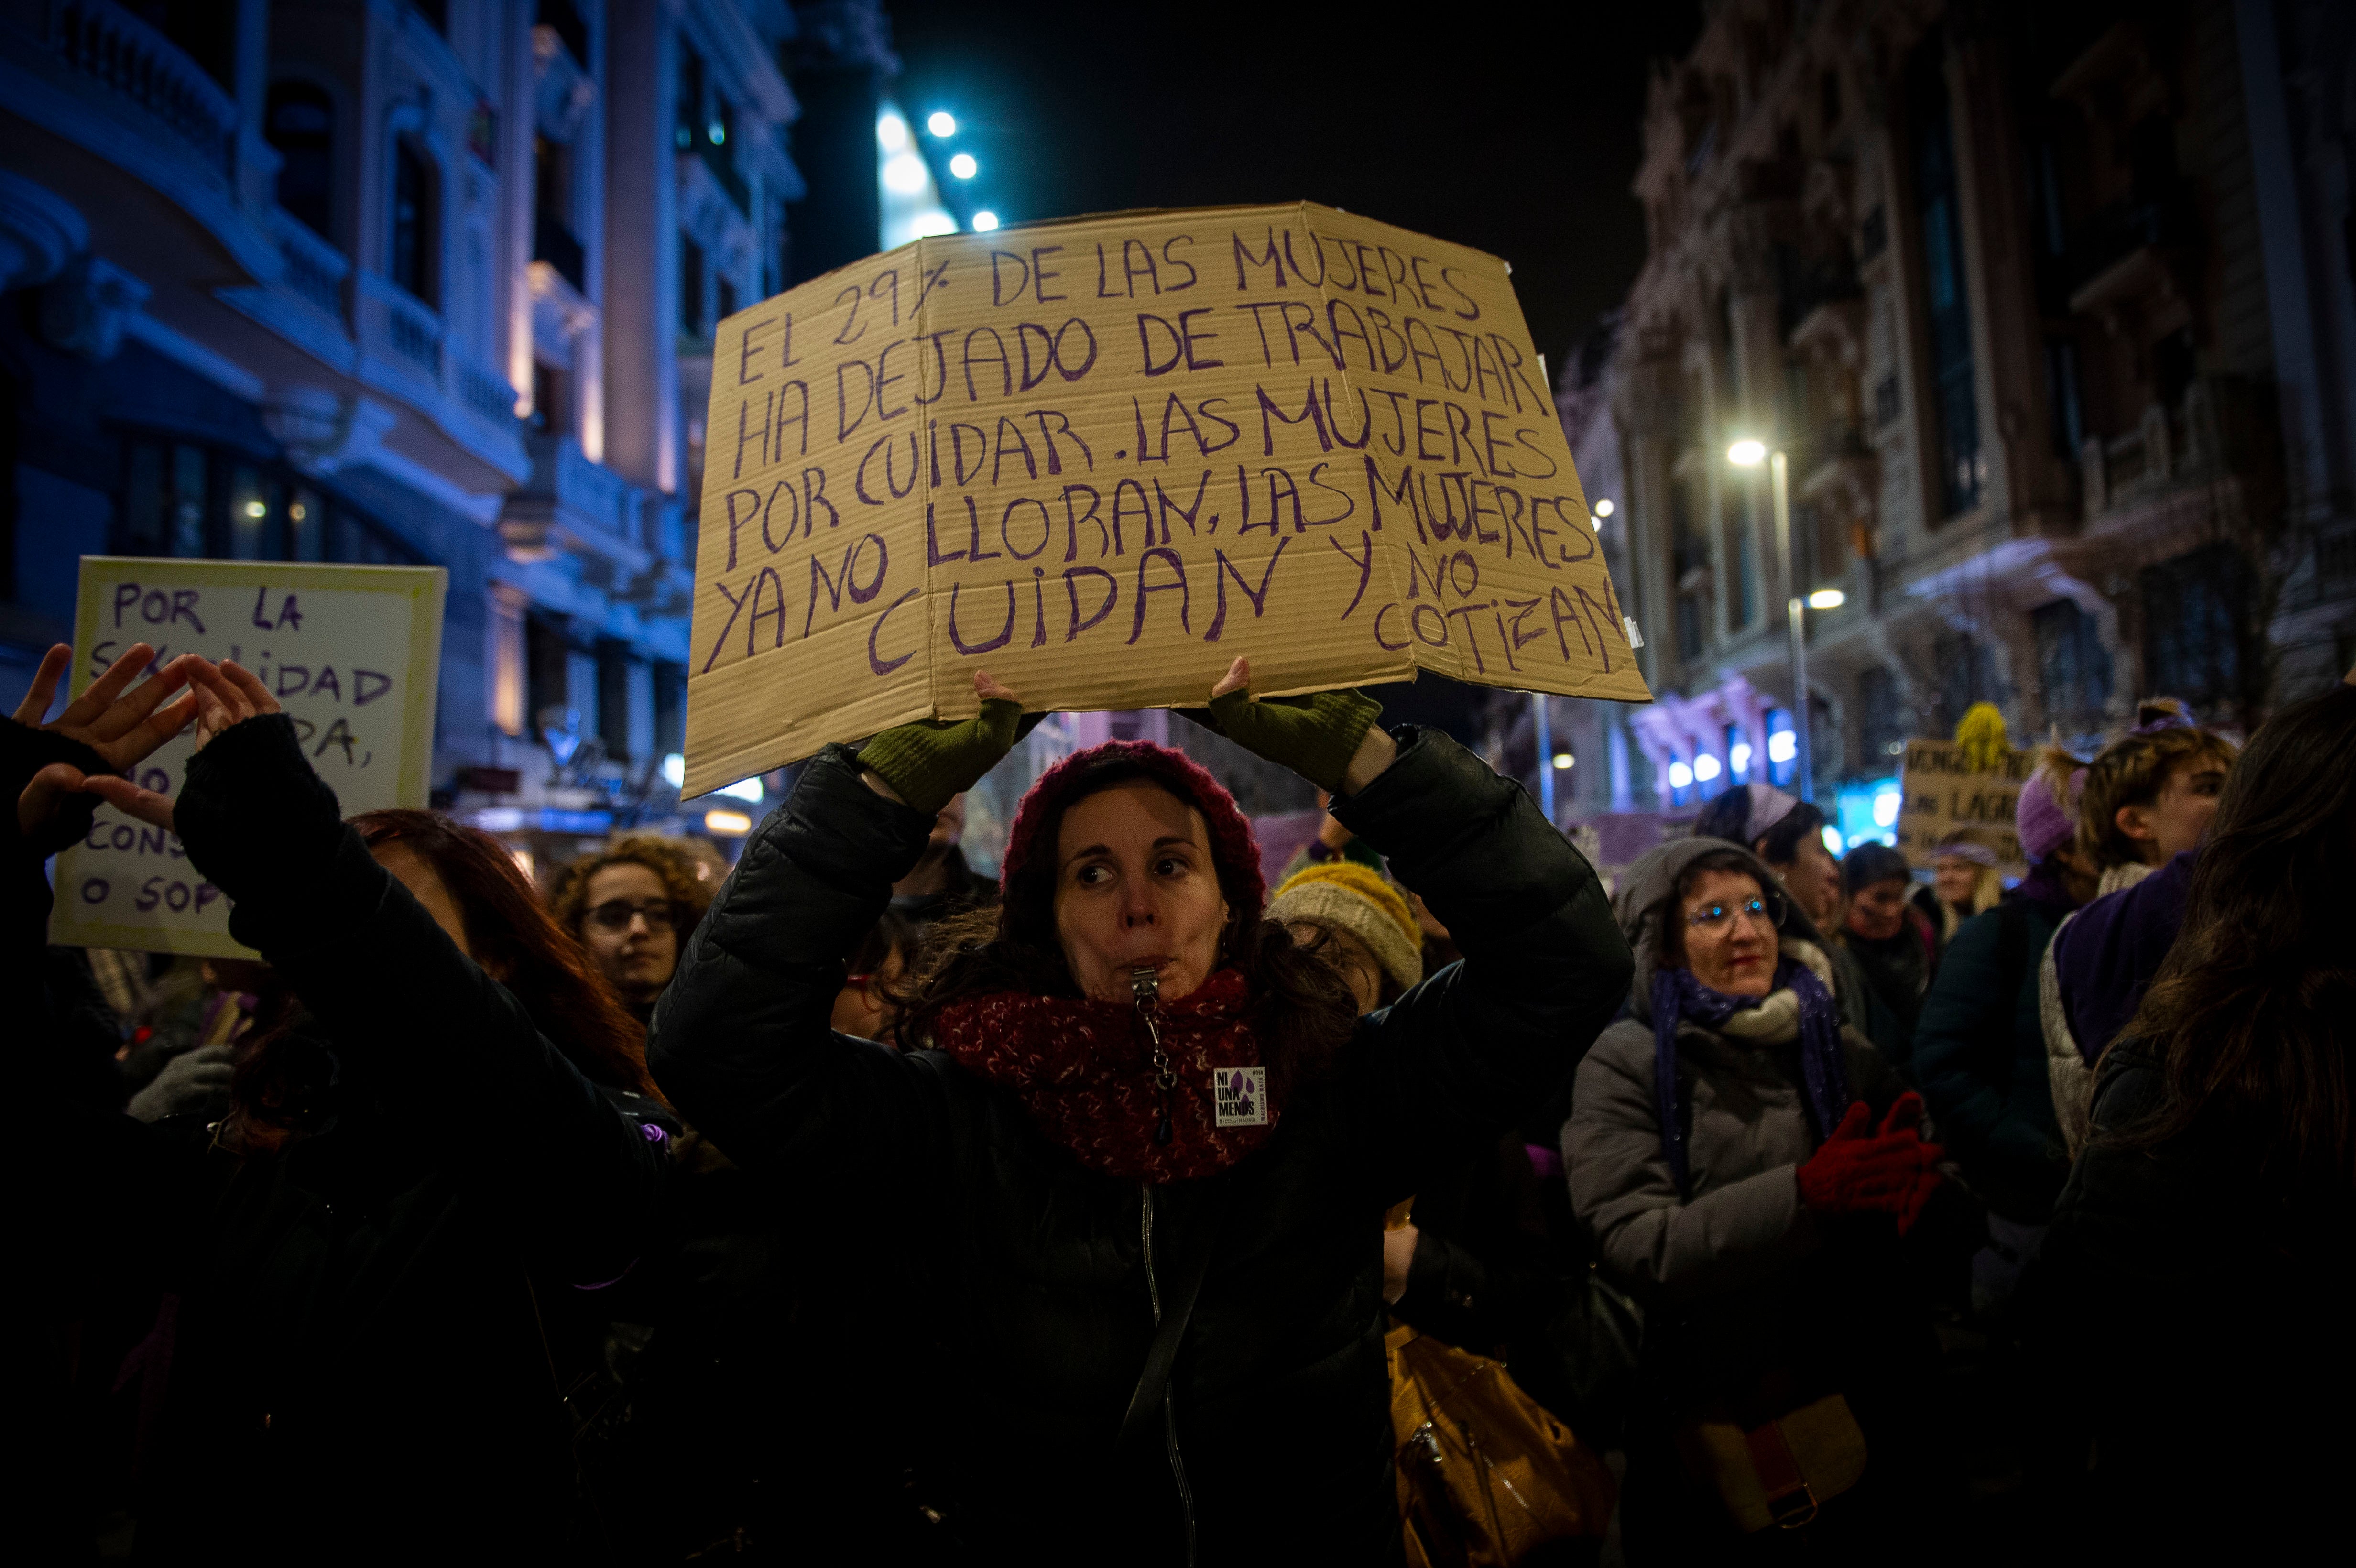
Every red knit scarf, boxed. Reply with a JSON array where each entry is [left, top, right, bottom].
[[927, 968, 1279, 1183]]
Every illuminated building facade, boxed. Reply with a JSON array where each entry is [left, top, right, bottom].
[[1582, 0, 2356, 816], [0, 0, 834, 833]]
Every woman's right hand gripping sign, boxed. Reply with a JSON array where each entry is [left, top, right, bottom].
[[1184, 657, 1396, 796]]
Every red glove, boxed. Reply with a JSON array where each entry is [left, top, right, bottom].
[[1796, 1093, 1946, 1233]]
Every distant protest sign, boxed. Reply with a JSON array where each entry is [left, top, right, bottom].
[[685, 201, 1651, 796], [49, 557, 446, 958], [1894, 738, 2033, 881]]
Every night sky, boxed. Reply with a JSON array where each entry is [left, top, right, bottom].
[[886, 1, 1702, 739], [887, 0, 1703, 381]]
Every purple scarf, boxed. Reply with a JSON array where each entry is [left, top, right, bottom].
[[1650, 958, 1848, 1195]]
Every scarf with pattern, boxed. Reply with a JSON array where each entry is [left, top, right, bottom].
[[1651, 957, 1847, 1195], [927, 967, 1277, 1183]]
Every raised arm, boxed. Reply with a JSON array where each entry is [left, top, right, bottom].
[[648, 673, 1028, 1185], [163, 665, 664, 1278], [647, 742, 945, 1182], [8, 642, 198, 1105], [9, 648, 210, 1355], [1332, 729, 1632, 1193], [1174, 658, 1630, 1195], [1238, 701, 1621, 1193]]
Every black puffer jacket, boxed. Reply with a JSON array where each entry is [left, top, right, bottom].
[[17, 717, 669, 1561], [649, 728, 1631, 1565]]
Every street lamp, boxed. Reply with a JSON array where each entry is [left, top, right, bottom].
[[1726, 437, 1816, 802], [1531, 692, 1556, 823]]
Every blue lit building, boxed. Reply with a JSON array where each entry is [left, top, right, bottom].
[[0, 0, 868, 839]]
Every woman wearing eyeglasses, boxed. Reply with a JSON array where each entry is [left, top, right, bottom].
[[551, 837, 712, 1025], [1563, 838, 1961, 1562]]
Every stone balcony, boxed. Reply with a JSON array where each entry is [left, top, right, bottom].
[[0, 0, 280, 285], [2077, 375, 2264, 524], [502, 431, 650, 576], [38, 0, 234, 174], [217, 205, 354, 370], [501, 432, 696, 619], [352, 269, 530, 487]]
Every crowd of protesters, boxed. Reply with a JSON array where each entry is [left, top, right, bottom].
[[13, 633, 2352, 1563]]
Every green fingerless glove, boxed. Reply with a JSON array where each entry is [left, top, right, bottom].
[[857, 698, 1025, 816], [1189, 686, 1382, 795]]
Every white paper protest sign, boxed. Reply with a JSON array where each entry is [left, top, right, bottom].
[[48, 557, 446, 958]]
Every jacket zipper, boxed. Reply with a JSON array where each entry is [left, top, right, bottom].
[[1140, 1184, 1198, 1563]]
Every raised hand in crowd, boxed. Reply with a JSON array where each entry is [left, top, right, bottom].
[[66, 655, 280, 836], [9, 641, 196, 849], [7, 643, 200, 1036], [856, 665, 1032, 810], [11, 638, 675, 1562], [1186, 654, 1396, 794]]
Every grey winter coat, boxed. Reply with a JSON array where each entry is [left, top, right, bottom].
[[1563, 839, 1931, 1422], [1567, 841, 1966, 1558], [1565, 840, 1904, 1306]]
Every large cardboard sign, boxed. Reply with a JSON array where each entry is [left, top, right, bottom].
[[49, 557, 446, 957], [686, 201, 1651, 796], [1893, 738, 2033, 881]]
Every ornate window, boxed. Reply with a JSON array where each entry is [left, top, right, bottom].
[[2140, 545, 2246, 713], [1910, 46, 1982, 517], [266, 82, 335, 240], [115, 435, 422, 566], [391, 139, 438, 306], [2033, 598, 2113, 734]]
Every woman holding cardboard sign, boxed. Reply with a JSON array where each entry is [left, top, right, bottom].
[[649, 657, 1632, 1564]]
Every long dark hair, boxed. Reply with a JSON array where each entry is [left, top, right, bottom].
[[897, 767, 1358, 1099], [2113, 685, 2356, 1191], [229, 809, 659, 1149]]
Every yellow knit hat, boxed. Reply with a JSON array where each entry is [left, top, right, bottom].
[[1267, 861, 1424, 994]]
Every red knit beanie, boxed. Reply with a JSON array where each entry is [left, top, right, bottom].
[[999, 740, 1267, 924]]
